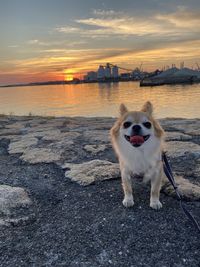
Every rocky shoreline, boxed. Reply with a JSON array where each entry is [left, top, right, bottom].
[[0, 115, 200, 266]]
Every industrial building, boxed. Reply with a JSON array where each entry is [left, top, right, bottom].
[[85, 63, 119, 81], [97, 65, 105, 80], [105, 63, 112, 78], [112, 65, 119, 78], [84, 71, 97, 81]]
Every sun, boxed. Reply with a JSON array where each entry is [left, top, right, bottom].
[[63, 69, 74, 81], [65, 73, 73, 81]]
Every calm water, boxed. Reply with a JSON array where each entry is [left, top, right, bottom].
[[0, 82, 200, 118]]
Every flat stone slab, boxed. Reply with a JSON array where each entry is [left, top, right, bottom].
[[83, 130, 110, 143], [0, 128, 22, 136], [163, 176, 200, 200], [165, 132, 192, 141], [9, 137, 38, 154], [83, 144, 108, 155], [5, 122, 27, 130], [0, 185, 35, 226], [26, 129, 61, 139], [160, 119, 200, 136], [63, 160, 120, 185], [165, 141, 200, 159], [42, 131, 80, 141], [20, 148, 62, 164]]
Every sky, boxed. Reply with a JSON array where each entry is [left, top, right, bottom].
[[0, 0, 200, 85]]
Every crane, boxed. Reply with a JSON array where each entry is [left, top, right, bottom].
[[139, 62, 143, 72], [103, 63, 134, 72], [196, 62, 200, 70]]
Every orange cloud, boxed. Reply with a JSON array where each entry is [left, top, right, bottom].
[[1, 38, 200, 85]]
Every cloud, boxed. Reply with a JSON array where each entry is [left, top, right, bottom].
[[65, 40, 87, 47], [76, 17, 168, 36], [2, 6, 200, 84], [28, 39, 39, 44], [3, 47, 130, 77], [8, 45, 19, 48], [156, 6, 200, 29], [56, 17, 167, 39], [54, 7, 200, 39], [4, 38, 200, 78], [27, 39, 50, 46], [92, 9, 121, 16], [2, 38, 199, 85], [55, 26, 80, 33], [76, 8, 200, 37]]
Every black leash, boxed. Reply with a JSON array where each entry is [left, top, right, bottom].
[[162, 151, 200, 233]]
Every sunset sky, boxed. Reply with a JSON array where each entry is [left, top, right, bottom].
[[0, 0, 200, 85]]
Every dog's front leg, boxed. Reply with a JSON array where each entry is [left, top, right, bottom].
[[121, 166, 134, 208], [150, 165, 163, 210]]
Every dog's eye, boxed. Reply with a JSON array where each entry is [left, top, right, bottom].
[[143, 122, 151, 128], [123, 121, 132, 128]]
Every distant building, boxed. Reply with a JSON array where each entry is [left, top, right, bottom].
[[85, 71, 97, 81], [112, 65, 119, 78], [132, 67, 142, 80], [121, 73, 131, 80], [97, 65, 105, 79], [105, 63, 111, 78]]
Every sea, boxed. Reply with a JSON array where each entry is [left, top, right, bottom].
[[0, 82, 199, 118]]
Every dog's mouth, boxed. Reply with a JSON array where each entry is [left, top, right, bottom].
[[124, 134, 150, 147]]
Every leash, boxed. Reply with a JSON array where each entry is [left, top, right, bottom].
[[162, 151, 200, 233]]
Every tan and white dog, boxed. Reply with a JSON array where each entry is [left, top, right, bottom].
[[110, 101, 165, 210]]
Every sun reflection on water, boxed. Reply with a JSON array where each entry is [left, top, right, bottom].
[[0, 82, 199, 118]]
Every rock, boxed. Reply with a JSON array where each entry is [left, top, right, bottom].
[[64, 160, 120, 185], [42, 131, 80, 141], [0, 116, 9, 123], [25, 129, 61, 139], [165, 141, 200, 159], [177, 121, 200, 136], [163, 176, 200, 200], [0, 135, 21, 141], [39, 118, 65, 128], [5, 122, 26, 130], [165, 132, 192, 141], [27, 125, 56, 133], [48, 139, 74, 151], [184, 128, 200, 136], [20, 148, 61, 164], [161, 119, 200, 136], [0, 128, 21, 136], [0, 185, 35, 226], [73, 118, 114, 131], [83, 144, 108, 155], [9, 137, 38, 154], [83, 130, 110, 143]]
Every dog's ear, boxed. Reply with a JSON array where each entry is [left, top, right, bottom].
[[141, 101, 153, 115], [119, 103, 128, 116]]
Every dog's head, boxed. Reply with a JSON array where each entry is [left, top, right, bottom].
[[111, 101, 164, 148]]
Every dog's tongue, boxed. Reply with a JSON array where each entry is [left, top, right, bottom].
[[130, 135, 144, 145]]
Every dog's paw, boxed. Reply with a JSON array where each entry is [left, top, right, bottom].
[[150, 199, 162, 210], [123, 197, 134, 208]]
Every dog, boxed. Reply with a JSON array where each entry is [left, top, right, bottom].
[[110, 101, 165, 210]]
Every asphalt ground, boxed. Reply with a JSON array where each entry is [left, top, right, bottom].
[[0, 139, 199, 267]]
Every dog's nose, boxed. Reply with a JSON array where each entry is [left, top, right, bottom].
[[132, 125, 141, 134]]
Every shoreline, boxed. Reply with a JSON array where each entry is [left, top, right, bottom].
[[0, 79, 138, 88], [1, 114, 200, 120], [1, 78, 200, 88]]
